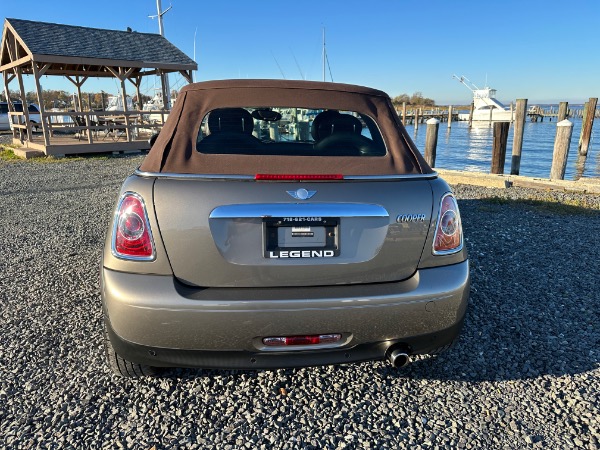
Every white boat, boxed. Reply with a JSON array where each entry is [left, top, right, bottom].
[[106, 95, 134, 111], [453, 75, 514, 122]]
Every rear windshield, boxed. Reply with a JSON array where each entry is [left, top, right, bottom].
[[196, 107, 387, 157]]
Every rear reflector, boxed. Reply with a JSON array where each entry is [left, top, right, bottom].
[[263, 334, 342, 347], [255, 174, 344, 181]]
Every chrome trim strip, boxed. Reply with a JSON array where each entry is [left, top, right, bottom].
[[134, 169, 438, 181], [135, 169, 255, 180], [344, 173, 438, 180], [209, 203, 389, 219]]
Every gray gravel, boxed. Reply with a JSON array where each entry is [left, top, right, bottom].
[[1, 155, 598, 449]]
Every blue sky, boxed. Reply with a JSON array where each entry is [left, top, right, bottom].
[[2, 0, 599, 104]]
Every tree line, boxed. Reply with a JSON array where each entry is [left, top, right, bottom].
[[391, 92, 435, 107]]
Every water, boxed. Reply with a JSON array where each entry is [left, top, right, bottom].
[[404, 117, 600, 180]]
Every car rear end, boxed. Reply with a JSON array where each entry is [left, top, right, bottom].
[[101, 80, 469, 376]]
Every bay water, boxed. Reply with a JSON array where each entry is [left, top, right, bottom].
[[404, 116, 600, 180]]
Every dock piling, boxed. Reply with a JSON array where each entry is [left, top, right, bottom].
[[447, 105, 453, 129], [468, 102, 474, 128], [424, 118, 440, 167], [491, 122, 510, 174], [578, 97, 597, 156], [558, 102, 568, 122], [511, 99, 527, 175], [550, 120, 574, 180]]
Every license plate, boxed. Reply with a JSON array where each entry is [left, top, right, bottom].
[[264, 217, 339, 259]]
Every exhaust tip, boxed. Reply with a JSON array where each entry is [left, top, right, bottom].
[[387, 348, 410, 368]]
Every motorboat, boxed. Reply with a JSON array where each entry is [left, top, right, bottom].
[[453, 75, 514, 122]]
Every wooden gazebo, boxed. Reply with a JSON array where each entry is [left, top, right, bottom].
[[0, 18, 197, 155]]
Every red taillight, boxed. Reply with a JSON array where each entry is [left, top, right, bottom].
[[263, 334, 342, 347], [433, 193, 463, 255], [112, 192, 155, 260], [255, 174, 344, 181]]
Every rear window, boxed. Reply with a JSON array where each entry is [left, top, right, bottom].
[[196, 107, 387, 157]]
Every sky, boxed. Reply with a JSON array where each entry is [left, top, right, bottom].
[[2, 0, 599, 105]]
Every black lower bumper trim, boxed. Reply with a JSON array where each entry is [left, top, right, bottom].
[[105, 318, 465, 370]]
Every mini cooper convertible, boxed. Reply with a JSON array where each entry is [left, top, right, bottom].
[[102, 79, 469, 377]]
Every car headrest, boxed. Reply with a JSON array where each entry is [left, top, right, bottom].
[[312, 111, 363, 140], [208, 108, 254, 134], [311, 110, 340, 140]]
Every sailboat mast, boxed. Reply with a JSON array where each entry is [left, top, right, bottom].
[[155, 0, 171, 109]]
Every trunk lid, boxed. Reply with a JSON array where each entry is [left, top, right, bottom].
[[153, 178, 433, 287]]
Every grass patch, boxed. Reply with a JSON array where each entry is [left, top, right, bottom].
[[0, 144, 110, 164], [0, 144, 21, 161]]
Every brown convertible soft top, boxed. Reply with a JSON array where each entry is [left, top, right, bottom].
[[140, 79, 433, 175]]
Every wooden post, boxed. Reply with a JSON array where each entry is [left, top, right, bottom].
[[414, 108, 419, 131], [31, 62, 50, 147], [557, 102, 568, 122], [447, 105, 453, 129], [424, 118, 440, 167], [101, 92, 106, 111], [402, 102, 406, 125], [491, 122, 509, 174], [550, 120, 573, 180], [489, 105, 493, 125], [510, 99, 527, 175], [468, 101, 474, 128], [119, 77, 132, 142], [510, 102, 514, 123], [16, 66, 32, 142], [578, 97, 597, 156]]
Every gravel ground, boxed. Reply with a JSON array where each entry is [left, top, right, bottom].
[[0, 155, 598, 449]]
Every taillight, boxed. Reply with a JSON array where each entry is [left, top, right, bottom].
[[433, 193, 463, 255], [111, 192, 155, 260]]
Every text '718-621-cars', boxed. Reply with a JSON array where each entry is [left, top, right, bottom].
[[101, 79, 469, 378]]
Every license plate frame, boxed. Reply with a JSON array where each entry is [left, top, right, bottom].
[[263, 217, 339, 259]]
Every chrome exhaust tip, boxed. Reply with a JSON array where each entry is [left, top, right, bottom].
[[386, 348, 410, 368]]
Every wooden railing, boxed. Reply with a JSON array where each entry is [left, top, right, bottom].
[[9, 109, 168, 146]]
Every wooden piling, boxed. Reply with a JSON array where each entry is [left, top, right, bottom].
[[447, 105, 453, 129], [468, 101, 474, 128], [491, 122, 510, 174], [414, 109, 419, 131], [578, 97, 597, 156], [424, 118, 440, 167], [510, 99, 527, 175], [558, 102, 568, 122], [402, 102, 407, 125], [550, 120, 574, 180]]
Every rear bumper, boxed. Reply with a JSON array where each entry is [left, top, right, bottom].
[[102, 260, 469, 369]]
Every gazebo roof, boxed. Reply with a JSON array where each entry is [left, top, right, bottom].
[[0, 18, 197, 76]]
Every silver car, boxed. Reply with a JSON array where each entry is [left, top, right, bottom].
[[102, 80, 469, 377]]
